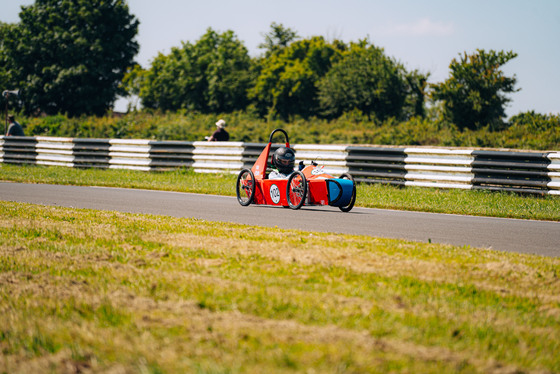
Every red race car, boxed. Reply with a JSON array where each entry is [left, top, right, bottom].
[[236, 129, 356, 212]]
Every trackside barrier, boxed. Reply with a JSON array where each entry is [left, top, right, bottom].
[[404, 148, 474, 189], [548, 153, 560, 195], [0, 136, 558, 195], [346, 146, 407, 185], [471, 150, 552, 194]]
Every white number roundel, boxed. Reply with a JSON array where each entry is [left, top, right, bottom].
[[269, 184, 281, 204], [311, 167, 325, 175]]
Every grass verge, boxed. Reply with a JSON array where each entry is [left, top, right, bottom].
[[2, 163, 560, 221], [1, 202, 559, 373]]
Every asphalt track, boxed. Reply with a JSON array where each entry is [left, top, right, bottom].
[[1, 182, 559, 257]]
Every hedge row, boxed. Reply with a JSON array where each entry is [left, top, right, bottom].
[[14, 110, 560, 151]]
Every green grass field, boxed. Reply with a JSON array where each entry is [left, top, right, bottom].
[[1, 202, 559, 373], [1, 164, 560, 372]]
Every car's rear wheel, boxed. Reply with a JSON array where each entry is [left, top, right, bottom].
[[286, 171, 307, 209], [236, 169, 255, 206], [338, 173, 356, 212]]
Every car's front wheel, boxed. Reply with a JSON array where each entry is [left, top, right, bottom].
[[286, 171, 307, 209], [338, 173, 356, 212]]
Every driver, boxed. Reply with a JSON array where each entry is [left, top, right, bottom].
[[269, 146, 296, 179]]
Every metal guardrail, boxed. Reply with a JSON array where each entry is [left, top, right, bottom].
[[549, 153, 560, 194], [404, 148, 473, 189], [1, 136, 558, 195], [471, 150, 552, 194]]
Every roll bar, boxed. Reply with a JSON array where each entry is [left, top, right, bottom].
[[268, 128, 289, 146]]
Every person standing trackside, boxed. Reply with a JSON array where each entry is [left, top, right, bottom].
[[6, 115, 25, 136], [207, 119, 229, 141]]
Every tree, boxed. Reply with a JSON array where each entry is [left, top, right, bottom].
[[0, 23, 13, 90], [0, 22, 24, 114], [431, 49, 518, 130], [250, 36, 346, 120], [120, 64, 146, 111], [2, 0, 139, 116], [402, 69, 430, 119], [509, 111, 560, 131], [140, 28, 252, 113], [317, 41, 409, 120], [258, 23, 299, 57]]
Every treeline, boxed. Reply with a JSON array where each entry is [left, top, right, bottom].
[[124, 24, 519, 132], [21, 110, 560, 150], [126, 27, 427, 123], [1, 0, 558, 149]]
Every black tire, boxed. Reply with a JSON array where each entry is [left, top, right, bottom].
[[338, 173, 356, 212], [286, 171, 307, 210], [236, 169, 255, 206]]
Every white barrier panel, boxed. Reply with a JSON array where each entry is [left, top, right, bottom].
[[0, 136, 558, 195], [548, 153, 560, 195], [403, 148, 474, 188]]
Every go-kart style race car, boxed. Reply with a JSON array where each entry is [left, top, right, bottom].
[[236, 129, 356, 212]]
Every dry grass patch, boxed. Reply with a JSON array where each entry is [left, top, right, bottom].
[[1, 202, 560, 373]]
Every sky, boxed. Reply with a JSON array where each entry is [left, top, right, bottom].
[[2, 0, 559, 117]]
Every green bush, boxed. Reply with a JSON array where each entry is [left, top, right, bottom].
[[16, 110, 560, 151]]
